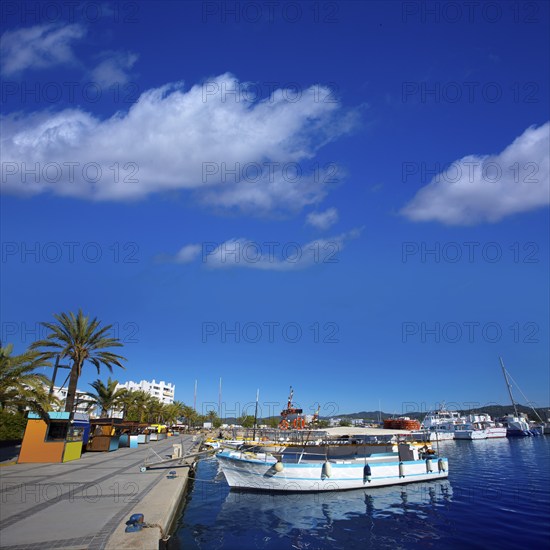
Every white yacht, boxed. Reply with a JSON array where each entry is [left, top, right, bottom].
[[410, 406, 464, 441], [453, 414, 507, 440]]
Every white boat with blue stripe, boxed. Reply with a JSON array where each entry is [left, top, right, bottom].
[[216, 443, 449, 492]]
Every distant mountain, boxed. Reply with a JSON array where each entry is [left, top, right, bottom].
[[332, 404, 549, 422], [319, 411, 392, 421], [221, 404, 548, 425]]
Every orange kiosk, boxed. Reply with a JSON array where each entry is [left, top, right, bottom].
[[18, 412, 86, 463]]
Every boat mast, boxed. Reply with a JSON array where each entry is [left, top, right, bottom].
[[500, 356, 519, 417], [252, 388, 259, 441]]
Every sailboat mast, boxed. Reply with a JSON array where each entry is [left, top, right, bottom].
[[500, 356, 518, 417], [253, 388, 259, 441]]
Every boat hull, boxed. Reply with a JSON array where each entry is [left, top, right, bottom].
[[216, 451, 449, 492], [454, 430, 487, 440], [485, 427, 507, 438], [410, 430, 455, 442], [506, 428, 531, 436]]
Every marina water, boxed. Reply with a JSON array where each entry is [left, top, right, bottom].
[[169, 436, 550, 549]]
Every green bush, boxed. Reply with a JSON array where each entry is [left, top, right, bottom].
[[0, 411, 27, 441]]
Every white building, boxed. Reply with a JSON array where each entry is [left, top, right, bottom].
[[117, 379, 175, 404], [50, 386, 98, 416]]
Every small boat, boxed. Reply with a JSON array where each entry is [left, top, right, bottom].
[[216, 443, 448, 492]]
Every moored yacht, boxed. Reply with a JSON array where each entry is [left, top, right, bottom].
[[410, 406, 464, 441], [499, 358, 544, 436], [500, 414, 533, 437], [453, 414, 507, 440]]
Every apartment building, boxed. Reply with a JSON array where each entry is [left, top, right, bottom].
[[117, 379, 175, 404]]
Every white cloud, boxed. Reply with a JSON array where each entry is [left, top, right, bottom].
[[400, 122, 549, 225], [306, 207, 339, 230], [1, 74, 357, 214], [173, 244, 202, 264], [164, 228, 362, 271], [0, 23, 85, 75], [90, 51, 138, 87]]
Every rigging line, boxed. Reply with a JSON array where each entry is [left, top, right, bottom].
[[505, 370, 544, 423]]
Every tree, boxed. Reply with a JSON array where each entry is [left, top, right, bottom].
[[239, 414, 255, 428], [115, 389, 135, 420], [86, 378, 125, 418], [206, 410, 222, 428], [31, 310, 126, 413], [163, 401, 185, 425], [339, 418, 352, 427], [0, 343, 57, 420], [182, 405, 197, 430], [146, 398, 164, 424], [265, 417, 280, 428], [125, 390, 154, 422]]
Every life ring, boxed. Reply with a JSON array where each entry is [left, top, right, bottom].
[[279, 419, 289, 430], [292, 417, 306, 430]]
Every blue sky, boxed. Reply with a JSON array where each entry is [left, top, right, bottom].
[[1, 1, 549, 418]]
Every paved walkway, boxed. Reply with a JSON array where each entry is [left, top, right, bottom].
[[0, 435, 198, 550]]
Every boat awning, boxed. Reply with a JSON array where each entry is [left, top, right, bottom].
[[322, 427, 412, 437]]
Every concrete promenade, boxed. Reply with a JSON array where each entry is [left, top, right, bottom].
[[0, 435, 200, 550]]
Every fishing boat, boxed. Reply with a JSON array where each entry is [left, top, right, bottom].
[[225, 388, 429, 459], [216, 442, 449, 492], [242, 427, 429, 460]]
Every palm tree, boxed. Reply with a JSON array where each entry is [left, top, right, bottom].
[[86, 378, 125, 418], [182, 405, 197, 431], [207, 410, 221, 428], [0, 343, 57, 419], [114, 388, 134, 420], [126, 390, 154, 422], [162, 402, 184, 425], [30, 310, 126, 413], [146, 398, 164, 424]]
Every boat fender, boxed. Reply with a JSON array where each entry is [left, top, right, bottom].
[[274, 461, 284, 473], [438, 458, 446, 473], [363, 464, 371, 483], [322, 460, 332, 478], [426, 458, 433, 473], [398, 462, 405, 478]]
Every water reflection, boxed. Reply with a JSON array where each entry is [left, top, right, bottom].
[[216, 479, 453, 534], [173, 438, 550, 550]]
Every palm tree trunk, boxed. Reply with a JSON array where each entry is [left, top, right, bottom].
[[64, 362, 80, 413]]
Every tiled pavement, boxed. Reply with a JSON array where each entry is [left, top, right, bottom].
[[0, 436, 197, 549]]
